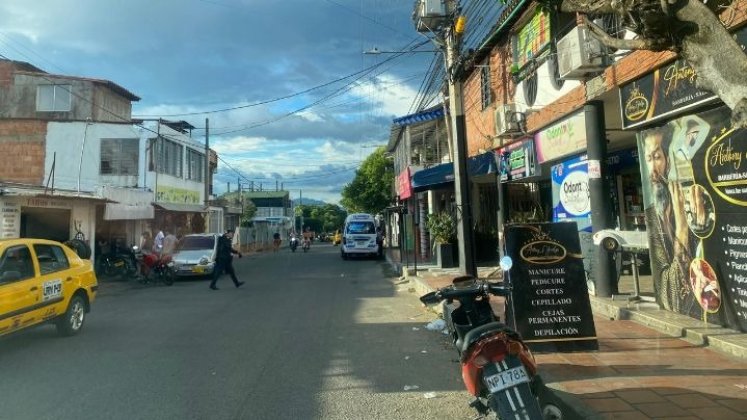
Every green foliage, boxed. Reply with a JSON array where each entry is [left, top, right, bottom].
[[240, 201, 257, 227], [295, 203, 346, 232], [426, 211, 457, 244], [340, 147, 394, 214]]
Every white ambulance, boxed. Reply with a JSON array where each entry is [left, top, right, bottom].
[[340, 213, 380, 259]]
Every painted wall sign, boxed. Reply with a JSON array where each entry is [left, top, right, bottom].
[[637, 106, 747, 332], [534, 111, 588, 163], [504, 222, 598, 351], [1, 201, 21, 239], [496, 139, 538, 182], [156, 186, 201, 204], [620, 26, 746, 129], [513, 9, 551, 71]]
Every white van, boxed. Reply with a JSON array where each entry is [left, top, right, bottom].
[[340, 213, 380, 259]]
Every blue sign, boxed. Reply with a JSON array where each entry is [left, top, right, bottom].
[[551, 155, 591, 232]]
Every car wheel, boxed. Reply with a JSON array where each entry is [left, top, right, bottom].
[[602, 237, 619, 252], [56, 295, 86, 336]]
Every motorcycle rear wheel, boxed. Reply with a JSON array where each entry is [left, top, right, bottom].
[[160, 269, 175, 286]]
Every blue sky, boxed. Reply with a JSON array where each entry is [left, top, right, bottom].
[[0, 0, 441, 204]]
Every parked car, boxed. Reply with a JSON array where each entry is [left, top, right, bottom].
[[0, 238, 98, 337], [171, 234, 220, 277], [592, 229, 649, 252]]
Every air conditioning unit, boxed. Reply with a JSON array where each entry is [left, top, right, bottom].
[[495, 104, 523, 137], [414, 0, 447, 32], [557, 25, 607, 80]]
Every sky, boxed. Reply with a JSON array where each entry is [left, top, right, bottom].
[[0, 0, 443, 204]]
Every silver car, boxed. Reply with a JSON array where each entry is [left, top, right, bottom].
[[592, 229, 649, 252], [171, 234, 220, 277]]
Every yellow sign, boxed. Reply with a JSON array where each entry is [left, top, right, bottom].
[[156, 186, 200, 204]]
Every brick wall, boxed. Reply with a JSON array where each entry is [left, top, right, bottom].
[[0, 120, 47, 184]]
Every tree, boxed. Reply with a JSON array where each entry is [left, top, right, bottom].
[[540, 0, 747, 127], [240, 200, 257, 227], [340, 147, 394, 214]]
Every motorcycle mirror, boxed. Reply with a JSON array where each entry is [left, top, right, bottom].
[[500, 255, 513, 272]]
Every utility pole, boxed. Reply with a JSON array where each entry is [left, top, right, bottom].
[[204, 118, 210, 207], [443, 3, 476, 277]]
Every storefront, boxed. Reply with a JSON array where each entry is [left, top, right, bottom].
[[619, 26, 747, 331]]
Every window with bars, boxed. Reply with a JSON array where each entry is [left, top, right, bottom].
[[36, 84, 72, 112], [154, 137, 183, 178], [100, 138, 139, 175], [480, 66, 492, 110], [186, 148, 205, 182]]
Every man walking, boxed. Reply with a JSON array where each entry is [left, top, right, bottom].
[[209, 229, 244, 290]]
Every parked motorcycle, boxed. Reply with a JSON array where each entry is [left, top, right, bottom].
[[132, 245, 175, 286], [419, 257, 560, 419], [290, 236, 299, 252], [302, 237, 310, 253], [96, 252, 132, 280]]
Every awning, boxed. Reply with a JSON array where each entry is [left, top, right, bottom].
[[411, 152, 497, 192], [104, 203, 154, 220], [392, 107, 445, 127], [154, 203, 206, 213]]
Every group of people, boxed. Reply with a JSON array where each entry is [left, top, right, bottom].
[[139, 229, 178, 255]]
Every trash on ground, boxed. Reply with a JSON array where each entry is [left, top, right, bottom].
[[403, 385, 420, 391], [425, 319, 446, 331], [412, 327, 420, 331], [423, 392, 437, 399]]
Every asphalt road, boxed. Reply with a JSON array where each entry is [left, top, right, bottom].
[[0, 243, 476, 420]]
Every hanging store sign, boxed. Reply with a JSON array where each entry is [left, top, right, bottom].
[[534, 111, 588, 163], [496, 138, 538, 182], [397, 167, 413, 200], [156, 186, 201, 204], [620, 26, 747, 129]]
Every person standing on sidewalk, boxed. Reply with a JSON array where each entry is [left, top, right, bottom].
[[209, 230, 244, 290]]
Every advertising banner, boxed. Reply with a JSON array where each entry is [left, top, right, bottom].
[[1, 200, 21, 239], [638, 106, 747, 331], [621, 26, 747, 129], [496, 139, 538, 182], [397, 167, 412, 200], [513, 9, 551, 74], [504, 222, 598, 351], [534, 111, 588, 163]]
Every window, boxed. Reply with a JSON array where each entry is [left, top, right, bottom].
[[101, 138, 139, 176], [186, 149, 205, 182], [0, 246, 35, 281], [346, 222, 376, 234], [480, 66, 492, 110], [33, 244, 70, 275], [154, 137, 183, 178], [36, 84, 72, 112]]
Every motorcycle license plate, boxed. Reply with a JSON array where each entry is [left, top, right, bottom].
[[484, 365, 529, 393], [114, 261, 125, 267]]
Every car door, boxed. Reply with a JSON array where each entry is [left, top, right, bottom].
[[32, 243, 73, 319], [0, 244, 41, 335]]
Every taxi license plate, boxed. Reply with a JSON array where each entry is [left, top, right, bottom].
[[114, 261, 124, 267], [192, 266, 205, 273], [484, 365, 529, 393]]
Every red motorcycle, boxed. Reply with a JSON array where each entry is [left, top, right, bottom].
[[420, 264, 561, 419], [132, 245, 175, 286]]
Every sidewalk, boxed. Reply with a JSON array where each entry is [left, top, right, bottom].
[[387, 250, 747, 419]]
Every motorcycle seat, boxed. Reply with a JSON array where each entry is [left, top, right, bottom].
[[459, 321, 517, 354]]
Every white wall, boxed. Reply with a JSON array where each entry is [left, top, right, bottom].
[[45, 122, 142, 193], [514, 59, 580, 116]]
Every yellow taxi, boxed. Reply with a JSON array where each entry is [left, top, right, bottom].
[[332, 230, 342, 246], [0, 238, 98, 337]]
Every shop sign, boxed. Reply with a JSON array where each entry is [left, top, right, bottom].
[[606, 147, 639, 173], [156, 186, 200, 204], [1, 201, 21, 239], [620, 26, 747, 129], [551, 155, 591, 229], [534, 111, 587, 163], [496, 139, 538, 182], [512, 9, 551, 73], [504, 222, 598, 351], [397, 168, 412, 200], [637, 106, 747, 332], [24, 197, 73, 209]]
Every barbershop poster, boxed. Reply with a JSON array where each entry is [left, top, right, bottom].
[[638, 106, 747, 332]]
